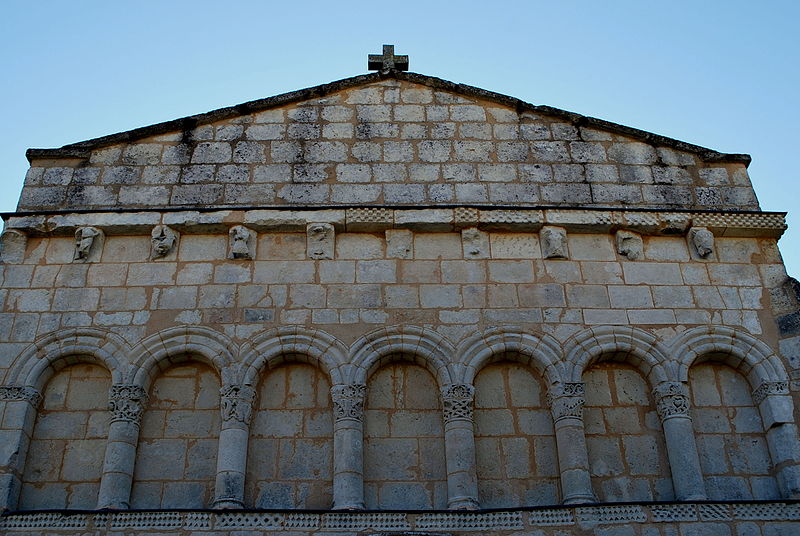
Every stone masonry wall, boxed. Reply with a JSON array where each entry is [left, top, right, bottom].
[[19, 80, 757, 212]]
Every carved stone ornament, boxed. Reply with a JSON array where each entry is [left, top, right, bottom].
[[0, 385, 42, 407], [73, 226, 103, 262], [307, 223, 335, 260], [461, 228, 489, 259], [229, 225, 254, 260], [546, 383, 585, 422], [331, 384, 367, 422], [751, 381, 790, 406], [150, 224, 178, 259], [108, 384, 149, 425], [616, 230, 643, 261], [653, 382, 690, 421], [540, 226, 568, 259], [688, 226, 715, 258], [220, 384, 257, 424], [441, 384, 476, 422]]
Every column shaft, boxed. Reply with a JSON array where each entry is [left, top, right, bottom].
[[654, 382, 706, 501], [753, 383, 800, 499], [331, 384, 366, 510], [213, 385, 255, 509], [441, 384, 479, 510], [548, 383, 595, 504], [0, 387, 40, 512], [97, 385, 147, 509]]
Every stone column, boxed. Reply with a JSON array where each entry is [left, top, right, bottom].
[[441, 384, 480, 509], [213, 384, 256, 509], [752, 381, 800, 498], [652, 382, 707, 501], [547, 382, 595, 504], [0, 386, 41, 512], [331, 384, 366, 510], [96, 384, 148, 509]]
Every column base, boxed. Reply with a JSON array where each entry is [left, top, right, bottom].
[[448, 496, 480, 510], [562, 494, 596, 505], [213, 498, 245, 509], [332, 502, 365, 511]]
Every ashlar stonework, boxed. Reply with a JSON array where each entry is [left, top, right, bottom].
[[1, 53, 800, 535]]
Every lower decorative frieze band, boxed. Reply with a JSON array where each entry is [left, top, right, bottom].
[[2, 502, 800, 533]]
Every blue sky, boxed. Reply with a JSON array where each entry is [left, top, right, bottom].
[[1, 1, 798, 275]]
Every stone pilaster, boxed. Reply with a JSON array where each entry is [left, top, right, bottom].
[[97, 385, 148, 509], [547, 382, 595, 504], [213, 384, 256, 509], [0, 386, 41, 512], [441, 384, 479, 510], [652, 382, 707, 501], [752, 382, 800, 499], [331, 384, 367, 510]]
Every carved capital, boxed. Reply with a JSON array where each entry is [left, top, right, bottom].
[[0, 385, 42, 408], [331, 384, 367, 422], [441, 384, 475, 423], [220, 384, 256, 424], [547, 383, 585, 422], [108, 384, 148, 425], [653, 382, 690, 421], [752, 381, 790, 406]]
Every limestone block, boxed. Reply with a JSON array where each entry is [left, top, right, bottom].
[[688, 226, 715, 258], [386, 229, 413, 259], [616, 230, 643, 261], [461, 228, 489, 259], [307, 223, 335, 260], [73, 226, 104, 262], [540, 226, 568, 259], [150, 224, 179, 260], [228, 225, 255, 260], [0, 230, 27, 263]]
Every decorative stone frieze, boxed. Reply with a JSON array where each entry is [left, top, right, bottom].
[[616, 229, 643, 260], [441, 384, 475, 422], [547, 383, 585, 422], [752, 381, 790, 406], [220, 385, 256, 424], [108, 384, 148, 425], [653, 382, 690, 421], [0, 385, 42, 407], [228, 225, 254, 259], [540, 225, 568, 259], [331, 384, 367, 422], [150, 224, 178, 259], [688, 226, 715, 258], [307, 222, 335, 259], [73, 226, 103, 262]]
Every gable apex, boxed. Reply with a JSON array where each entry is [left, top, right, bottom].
[[27, 70, 749, 166]]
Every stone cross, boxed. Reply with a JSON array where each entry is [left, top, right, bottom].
[[368, 44, 409, 71]]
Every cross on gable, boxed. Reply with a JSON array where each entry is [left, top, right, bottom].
[[368, 44, 409, 72]]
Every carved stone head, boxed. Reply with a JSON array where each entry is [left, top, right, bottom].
[[229, 225, 254, 259], [307, 223, 335, 259], [541, 226, 568, 259], [74, 226, 102, 261], [688, 226, 714, 258], [150, 225, 178, 259]]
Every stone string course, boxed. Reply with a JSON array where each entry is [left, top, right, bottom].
[[2, 502, 800, 534], [18, 80, 759, 212]]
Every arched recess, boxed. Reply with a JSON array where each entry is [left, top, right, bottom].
[[6, 327, 129, 390], [238, 326, 347, 387], [669, 325, 789, 390], [238, 327, 345, 508], [669, 326, 788, 500], [350, 326, 454, 510], [563, 326, 673, 502], [128, 326, 233, 509], [456, 327, 564, 507], [129, 326, 237, 390], [10, 328, 126, 510], [562, 326, 672, 385], [348, 325, 455, 386]]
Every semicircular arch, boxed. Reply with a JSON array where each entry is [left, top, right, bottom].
[[348, 325, 455, 386]]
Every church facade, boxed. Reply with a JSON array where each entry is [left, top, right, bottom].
[[1, 47, 799, 534]]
